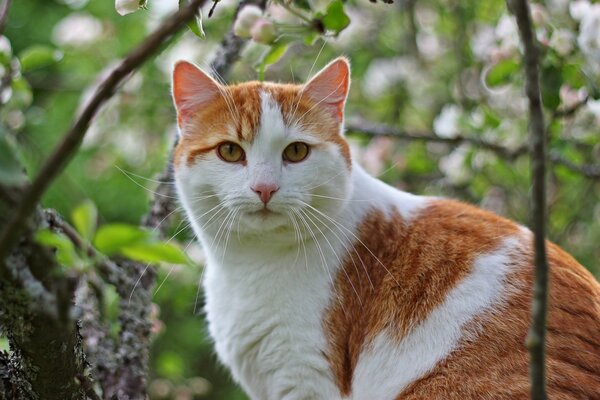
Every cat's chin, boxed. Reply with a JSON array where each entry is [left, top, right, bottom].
[[236, 209, 291, 234]]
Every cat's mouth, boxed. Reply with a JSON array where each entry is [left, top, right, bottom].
[[248, 208, 277, 217]]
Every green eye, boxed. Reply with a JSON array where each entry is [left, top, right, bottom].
[[283, 142, 310, 163], [217, 142, 245, 163]]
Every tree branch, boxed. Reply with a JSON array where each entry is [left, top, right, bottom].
[[0, 0, 10, 36], [507, 0, 549, 398], [0, 0, 208, 264], [346, 118, 600, 180], [346, 117, 529, 159]]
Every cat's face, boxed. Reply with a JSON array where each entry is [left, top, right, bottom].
[[172, 59, 353, 237]]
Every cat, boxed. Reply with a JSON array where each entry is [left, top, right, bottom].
[[171, 57, 600, 400]]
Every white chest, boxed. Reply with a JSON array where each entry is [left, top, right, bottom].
[[202, 240, 343, 400]]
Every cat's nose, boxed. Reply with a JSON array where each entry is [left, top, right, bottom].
[[251, 183, 279, 205]]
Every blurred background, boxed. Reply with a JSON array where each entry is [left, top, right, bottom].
[[1, 0, 599, 398]]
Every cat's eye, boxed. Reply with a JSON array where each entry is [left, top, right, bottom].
[[217, 142, 245, 163], [283, 142, 310, 163]]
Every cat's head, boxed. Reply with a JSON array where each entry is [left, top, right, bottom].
[[171, 58, 352, 237]]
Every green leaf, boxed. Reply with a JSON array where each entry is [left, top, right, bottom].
[[541, 64, 562, 110], [35, 229, 77, 266], [120, 242, 190, 265], [0, 130, 27, 186], [322, 0, 350, 34], [71, 200, 98, 241], [94, 223, 151, 255], [19, 45, 63, 73], [293, 0, 312, 11], [179, 0, 205, 38], [485, 59, 519, 87], [188, 11, 205, 38], [562, 63, 585, 89], [10, 77, 33, 108], [256, 42, 289, 81]]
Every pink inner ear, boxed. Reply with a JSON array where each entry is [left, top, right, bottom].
[[172, 61, 221, 126], [304, 58, 350, 121]]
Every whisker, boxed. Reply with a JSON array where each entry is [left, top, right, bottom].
[[298, 208, 362, 304], [300, 200, 388, 286], [303, 206, 372, 290]]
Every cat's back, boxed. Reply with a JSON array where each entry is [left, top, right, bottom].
[[325, 197, 600, 399]]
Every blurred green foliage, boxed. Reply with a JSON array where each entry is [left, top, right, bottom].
[[2, 0, 599, 399]]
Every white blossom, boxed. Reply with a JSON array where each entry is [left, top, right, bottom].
[[52, 13, 103, 47], [439, 144, 472, 185], [471, 25, 496, 61], [559, 85, 587, 109], [495, 15, 519, 55], [549, 29, 575, 56], [530, 3, 549, 26], [0, 36, 11, 59], [361, 57, 421, 99], [578, 4, 600, 64], [585, 99, 600, 120], [233, 5, 263, 39], [433, 105, 461, 139], [569, 0, 591, 21]]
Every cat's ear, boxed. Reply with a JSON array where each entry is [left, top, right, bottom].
[[303, 57, 350, 122], [172, 61, 221, 127]]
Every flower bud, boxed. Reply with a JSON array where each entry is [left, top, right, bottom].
[[233, 5, 263, 38], [115, 0, 145, 16], [250, 19, 277, 44]]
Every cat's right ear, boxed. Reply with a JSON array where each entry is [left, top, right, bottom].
[[172, 61, 221, 128]]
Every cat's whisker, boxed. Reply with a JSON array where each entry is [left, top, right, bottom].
[[116, 165, 182, 199], [153, 237, 196, 297], [303, 206, 373, 291], [196, 204, 228, 232], [293, 79, 345, 125], [298, 193, 372, 203], [220, 207, 240, 264], [115, 167, 179, 186], [287, 210, 303, 269], [291, 208, 337, 295], [210, 66, 241, 126], [150, 205, 185, 234], [290, 208, 310, 272], [289, 39, 328, 123], [127, 262, 152, 304], [300, 200, 385, 287], [298, 208, 362, 304]]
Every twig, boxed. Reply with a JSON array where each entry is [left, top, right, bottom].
[[0, 0, 208, 263], [0, 0, 11, 36], [346, 118, 600, 180], [508, 0, 549, 399], [346, 117, 528, 159], [549, 152, 600, 179], [208, 0, 220, 18]]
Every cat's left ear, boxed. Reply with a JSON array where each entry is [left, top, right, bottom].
[[172, 61, 221, 128], [303, 57, 350, 122]]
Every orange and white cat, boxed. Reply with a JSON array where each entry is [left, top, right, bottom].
[[171, 58, 600, 400]]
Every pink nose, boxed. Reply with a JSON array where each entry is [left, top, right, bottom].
[[252, 183, 279, 205]]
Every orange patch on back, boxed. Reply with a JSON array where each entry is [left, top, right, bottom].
[[323, 199, 520, 396], [397, 242, 600, 399]]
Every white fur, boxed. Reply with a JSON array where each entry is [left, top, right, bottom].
[[174, 88, 519, 400]]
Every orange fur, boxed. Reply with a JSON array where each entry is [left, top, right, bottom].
[[323, 199, 600, 399], [173, 80, 351, 168]]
